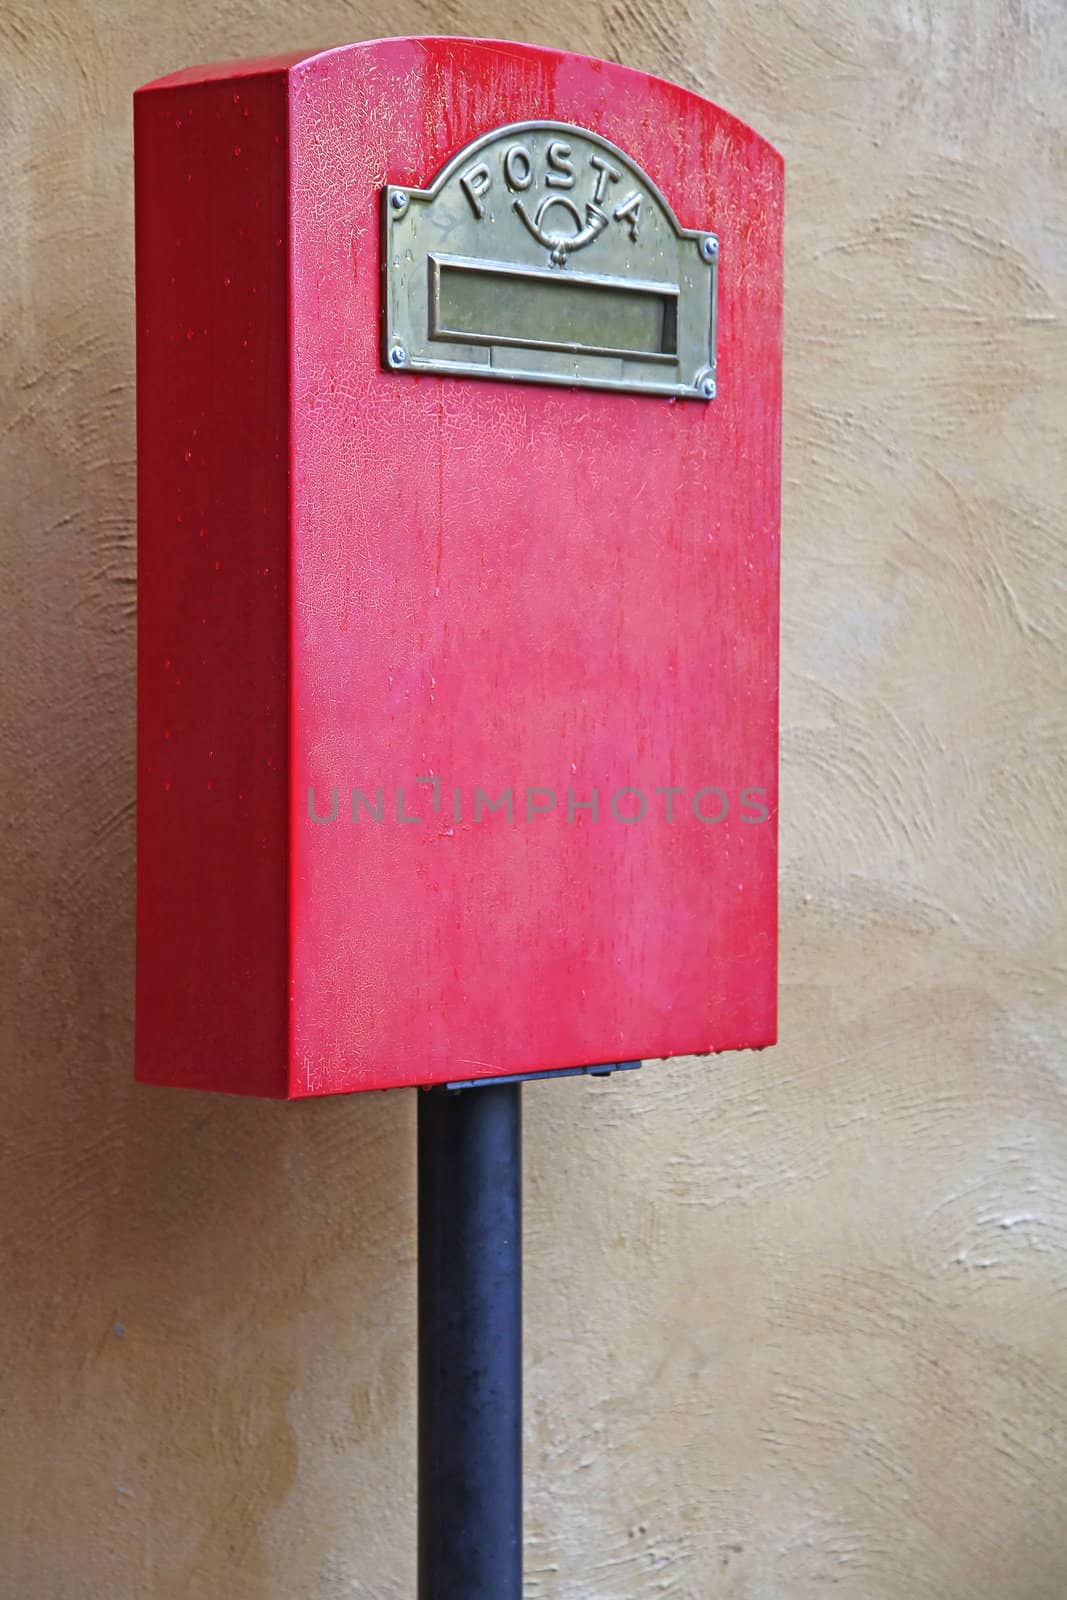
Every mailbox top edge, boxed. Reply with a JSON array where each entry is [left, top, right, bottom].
[[133, 36, 784, 167]]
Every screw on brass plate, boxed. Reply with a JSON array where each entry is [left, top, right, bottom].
[[389, 345, 408, 367], [390, 190, 408, 212], [700, 375, 717, 400], [701, 235, 719, 261]]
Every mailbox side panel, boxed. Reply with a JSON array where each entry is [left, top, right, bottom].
[[135, 71, 292, 1095], [288, 38, 782, 1094]]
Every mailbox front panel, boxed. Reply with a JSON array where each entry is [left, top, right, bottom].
[[136, 38, 782, 1096]]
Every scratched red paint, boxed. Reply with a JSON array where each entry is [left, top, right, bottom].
[[134, 38, 783, 1096]]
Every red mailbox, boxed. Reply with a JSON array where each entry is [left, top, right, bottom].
[[135, 37, 782, 1097]]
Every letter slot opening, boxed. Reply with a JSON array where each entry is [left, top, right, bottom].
[[429, 255, 680, 364]]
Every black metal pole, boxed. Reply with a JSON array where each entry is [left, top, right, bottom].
[[418, 1081, 522, 1600]]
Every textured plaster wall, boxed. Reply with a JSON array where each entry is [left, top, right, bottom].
[[1, 2, 1065, 1596]]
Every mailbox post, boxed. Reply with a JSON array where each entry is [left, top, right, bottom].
[[418, 1082, 523, 1596], [135, 36, 782, 1597]]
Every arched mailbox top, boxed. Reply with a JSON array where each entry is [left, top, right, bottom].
[[136, 36, 784, 168]]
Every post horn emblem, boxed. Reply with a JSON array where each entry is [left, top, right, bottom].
[[514, 195, 610, 266]]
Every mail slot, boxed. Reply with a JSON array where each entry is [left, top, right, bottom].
[[430, 259, 679, 363], [134, 38, 783, 1097]]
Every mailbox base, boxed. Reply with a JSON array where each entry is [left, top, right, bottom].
[[443, 1058, 642, 1092]]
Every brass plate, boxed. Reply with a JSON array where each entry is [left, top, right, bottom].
[[382, 121, 718, 400]]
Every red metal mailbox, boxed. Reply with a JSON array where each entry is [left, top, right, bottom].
[[135, 37, 783, 1097]]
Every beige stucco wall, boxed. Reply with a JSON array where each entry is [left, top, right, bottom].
[[2, 2, 1065, 1596]]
